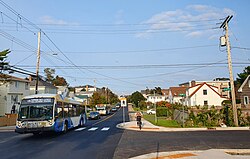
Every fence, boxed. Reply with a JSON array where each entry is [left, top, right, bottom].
[[0, 113, 17, 127]]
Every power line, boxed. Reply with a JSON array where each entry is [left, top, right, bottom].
[[9, 44, 218, 55], [232, 46, 250, 51], [14, 62, 249, 70]]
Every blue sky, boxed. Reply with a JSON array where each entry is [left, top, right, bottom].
[[1, 0, 249, 95]]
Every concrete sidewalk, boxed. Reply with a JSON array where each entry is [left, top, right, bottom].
[[0, 125, 15, 132], [117, 120, 250, 132]]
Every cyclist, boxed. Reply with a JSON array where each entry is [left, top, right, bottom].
[[136, 112, 142, 130]]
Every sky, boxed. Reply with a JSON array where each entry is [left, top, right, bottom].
[[0, 0, 249, 95]]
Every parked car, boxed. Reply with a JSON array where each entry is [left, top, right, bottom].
[[115, 103, 121, 108], [146, 109, 156, 115], [111, 107, 117, 112], [88, 111, 100, 120]]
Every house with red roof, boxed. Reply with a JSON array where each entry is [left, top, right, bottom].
[[186, 82, 228, 107], [169, 87, 186, 104]]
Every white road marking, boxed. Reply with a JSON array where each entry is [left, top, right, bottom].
[[88, 127, 98, 131], [101, 127, 110, 131], [75, 127, 86, 131]]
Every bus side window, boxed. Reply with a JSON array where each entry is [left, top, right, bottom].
[[76, 105, 80, 116], [73, 105, 77, 117], [64, 104, 69, 118], [68, 104, 73, 117], [57, 102, 63, 118]]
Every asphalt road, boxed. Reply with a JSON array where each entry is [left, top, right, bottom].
[[114, 130, 250, 158], [0, 107, 128, 159], [1, 108, 250, 159]]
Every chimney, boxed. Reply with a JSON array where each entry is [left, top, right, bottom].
[[191, 80, 196, 87], [29, 76, 33, 82], [86, 85, 88, 92]]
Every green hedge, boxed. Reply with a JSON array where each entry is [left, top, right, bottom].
[[156, 107, 172, 117]]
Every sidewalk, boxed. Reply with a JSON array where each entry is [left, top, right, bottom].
[[0, 125, 15, 132], [119, 104, 250, 159]]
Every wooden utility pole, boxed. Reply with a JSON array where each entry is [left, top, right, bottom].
[[220, 15, 238, 126], [35, 30, 41, 94]]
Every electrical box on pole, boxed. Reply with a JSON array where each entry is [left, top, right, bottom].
[[220, 36, 226, 47]]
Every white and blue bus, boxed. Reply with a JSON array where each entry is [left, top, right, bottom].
[[15, 94, 87, 134]]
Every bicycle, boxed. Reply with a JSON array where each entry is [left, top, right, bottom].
[[137, 120, 142, 130]]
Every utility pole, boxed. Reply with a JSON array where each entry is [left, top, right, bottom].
[[154, 91, 157, 124], [35, 30, 41, 94], [220, 15, 238, 126]]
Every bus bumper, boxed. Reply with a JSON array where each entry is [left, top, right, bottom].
[[15, 126, 54, 134]]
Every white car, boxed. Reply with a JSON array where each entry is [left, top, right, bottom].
[[146, 109, 156, 115]]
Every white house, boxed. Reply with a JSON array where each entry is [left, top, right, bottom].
[[186, 82, 228, 107], [0, 75, 30, 116], [29, 77, 57, 95], [146, 94, 166, 104], [179, 79, 230, 98]]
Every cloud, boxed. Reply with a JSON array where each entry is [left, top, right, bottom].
[[39, 16, 78, 25], [136, 4, 235, 39], [186, 31, 203, 38], [114, 10, 125, 25]]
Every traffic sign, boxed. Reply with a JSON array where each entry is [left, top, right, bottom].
[[179, 94, 186, 97], [120, 97, 127, 107], [222, 87, 231, 92]]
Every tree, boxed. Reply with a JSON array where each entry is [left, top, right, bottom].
[[129, 91, 146, 107], [44, 68, 55, 83], [236, 66, 250, 85], [0, 49, 10, 73], [91, 92, 106, 106], [53, 75, 68, 86], [149, 87, 162, 95]]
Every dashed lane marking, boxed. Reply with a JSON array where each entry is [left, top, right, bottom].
[[88, 127, 98, 131], [75, 127, 86, 131], [101, 127, 110, 131]]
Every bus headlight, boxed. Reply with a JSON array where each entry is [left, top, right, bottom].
[[17, 121, 22, 128], [48, 120, 53, 125]]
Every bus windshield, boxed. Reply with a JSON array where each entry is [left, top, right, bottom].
[[19, 98, 54, 120]]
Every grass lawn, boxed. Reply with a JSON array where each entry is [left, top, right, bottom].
[[143, 114, 180, 128]]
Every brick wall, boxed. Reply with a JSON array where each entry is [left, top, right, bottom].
[[0, 114, 17, 126]]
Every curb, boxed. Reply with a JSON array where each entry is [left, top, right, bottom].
[[129, 149, 250, 159], [117, 122, 250, 132]]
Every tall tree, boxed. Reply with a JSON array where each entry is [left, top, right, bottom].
[[0, 49, 10, 73], [236, 66, 250, 85], [53, 75, 68, 86], [44, 68, 55, 83], [129, 91, 146, 107]]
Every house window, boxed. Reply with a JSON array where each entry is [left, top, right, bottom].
[[203, 90, 207, 95], [11, 95, 18, 104], [15, 81, 19, 88], [244, 96, 249, 105], [204, 100, 208, 105], [25, 82, 29, 90]]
